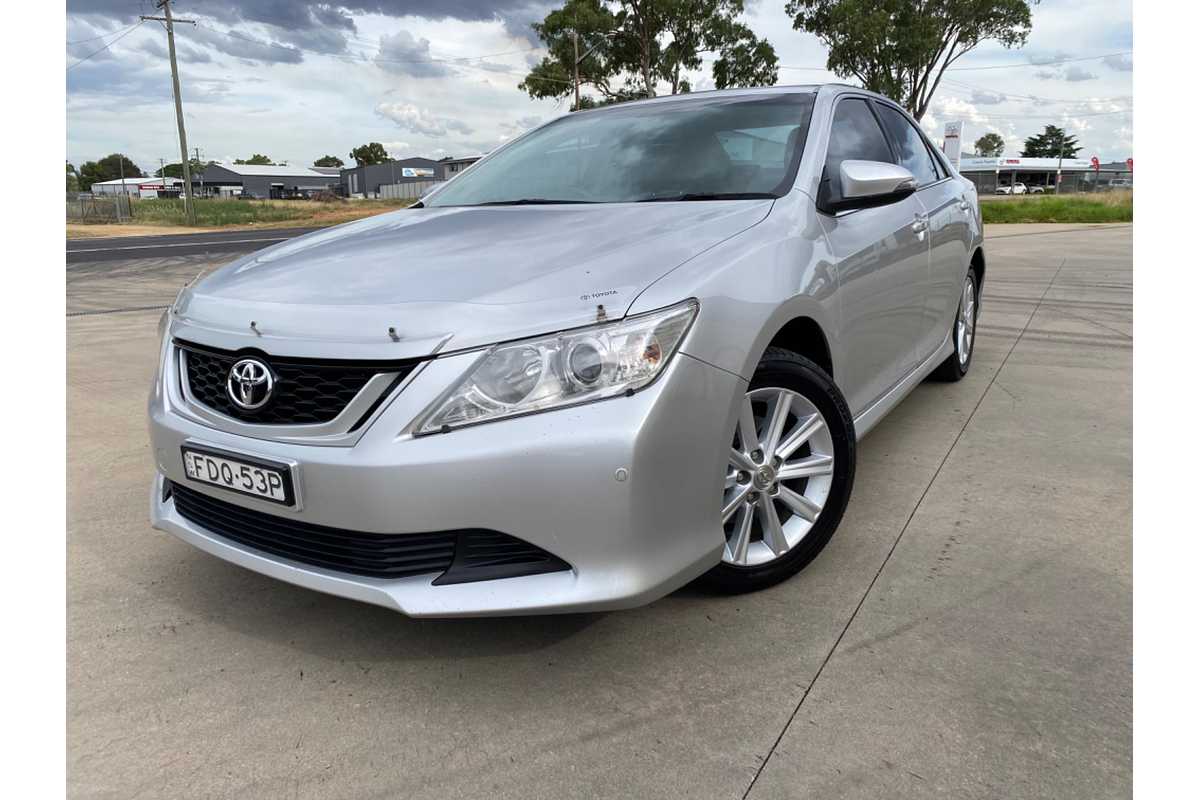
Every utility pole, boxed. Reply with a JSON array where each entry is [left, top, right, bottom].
[[1055, 118, 1066, 193], [572, 30, 581, 111], [194, 146, 204, 198], [571, 31, 613, 112], [141, 1, 197, 224], [117, 154, 126, 222]]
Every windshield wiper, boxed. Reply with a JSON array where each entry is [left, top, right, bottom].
[[636, 192, 777, 202], [472, 198, 598, 206]]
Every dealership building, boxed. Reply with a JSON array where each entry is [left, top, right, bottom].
[[956, 156, 1101, 193]]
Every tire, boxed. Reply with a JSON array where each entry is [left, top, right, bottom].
[[699, 347, 856, 594], [930, 266, 979, 382]]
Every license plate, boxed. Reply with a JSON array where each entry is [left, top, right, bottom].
[[181, 446, 294, 505]]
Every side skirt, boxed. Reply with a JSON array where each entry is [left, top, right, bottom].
[[851, 330, 954, 441]]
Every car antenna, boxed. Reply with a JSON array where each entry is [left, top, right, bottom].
[[388, 327, 400, 342], [249, 320, 261, 336]]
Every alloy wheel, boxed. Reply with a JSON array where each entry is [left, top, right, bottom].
[[957, 276, 977, 367], [722, 387, 835, 567]]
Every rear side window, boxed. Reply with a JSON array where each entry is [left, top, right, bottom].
[[822, 98, 894, 203], [875, 104, 940, 186]]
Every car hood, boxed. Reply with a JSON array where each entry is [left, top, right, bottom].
[[173, 201, 772, 359]]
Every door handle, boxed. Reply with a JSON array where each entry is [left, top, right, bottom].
[[957, 198, 971, 211], [911, 216, 928, 233]]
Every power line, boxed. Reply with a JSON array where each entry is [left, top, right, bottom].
[[953, 108, 1131, 120], [66, 21, 145, 70], [948, 51, 1131, 71], [207, 24, 539, 66], [196, 25, 574, 85], [940, 76, 1132, 105], [777, 50, 1133, 74], [66, 22, 141, 45]]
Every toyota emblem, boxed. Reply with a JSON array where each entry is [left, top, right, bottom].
[[226, 357, 275, 410]]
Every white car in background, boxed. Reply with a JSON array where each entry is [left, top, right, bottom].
[[996, 182, 1027, 195]]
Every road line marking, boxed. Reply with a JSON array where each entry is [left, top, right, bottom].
[[739, 257, 1070, 800], [67, 304, 168, 318], [67, 236, 294, 253]]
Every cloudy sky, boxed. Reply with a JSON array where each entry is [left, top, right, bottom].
[[65, 0, 1132, 174]]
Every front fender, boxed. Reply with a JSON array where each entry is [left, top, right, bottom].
[[627, 190, 839, 383]]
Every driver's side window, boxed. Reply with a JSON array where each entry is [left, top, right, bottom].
[[821, 98, 894, 209]]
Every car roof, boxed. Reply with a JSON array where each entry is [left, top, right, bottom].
[[582, 83, 904, 110]]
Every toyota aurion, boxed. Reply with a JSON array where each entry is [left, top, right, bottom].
[[148, 85, 983, 616]]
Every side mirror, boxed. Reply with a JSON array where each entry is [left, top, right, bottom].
[[831, 160, 918, 212]]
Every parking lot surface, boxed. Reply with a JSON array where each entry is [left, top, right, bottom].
[[67, 223, 1131, 799]]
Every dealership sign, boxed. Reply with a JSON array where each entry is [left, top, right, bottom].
[[942, 121, 963, 169]]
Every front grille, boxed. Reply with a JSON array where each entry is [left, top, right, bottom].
[[169, 482, 571, 583], [177, 340, 415, 426]]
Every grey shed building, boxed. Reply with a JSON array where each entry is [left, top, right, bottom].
[[340, 158, 446, 198], [199, 163, 340, 199]]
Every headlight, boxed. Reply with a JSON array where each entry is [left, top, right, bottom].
[[416, 300, 698, 433]]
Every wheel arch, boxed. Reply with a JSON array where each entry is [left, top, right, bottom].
[[971, 246, 986, 295], [763, 315, 835, 381]]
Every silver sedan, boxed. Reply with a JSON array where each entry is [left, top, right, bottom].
[[148, 84, 983, 616]]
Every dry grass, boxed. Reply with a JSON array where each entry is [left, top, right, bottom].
[[66, 197, 414, 239]]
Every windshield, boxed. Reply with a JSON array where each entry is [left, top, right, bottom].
[[427, 93, 815, 206]]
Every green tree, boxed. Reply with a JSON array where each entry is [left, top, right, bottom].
[[1021, 124, 1080, 158], [974, 132, 1005, 157], [155, 158, 206, 179], [234, 154, 275, 165], [66, 162, 80, 193], [785, 0, 1035, 120], [520, 0, 622, 109], [349, 143, 390, 166], [77, 153, 143, 191], [520, 1, 777, 110], [314, 155, 345, 168], [660, 2, 779, 94]]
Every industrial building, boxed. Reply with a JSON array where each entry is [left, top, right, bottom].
[[90, 176, 182, 198], [441, 155, 482, 177], [340, 157, 447, 198], [198, 163, 340, 199]]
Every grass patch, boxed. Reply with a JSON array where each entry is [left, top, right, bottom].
[[127, 197, 414, 228], [982, 191, 1132, 224]]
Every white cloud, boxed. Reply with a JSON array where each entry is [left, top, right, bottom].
[[375, 102, 474, 136], [970, 90, 1006, 105], [1103, 54, 1133, 72]]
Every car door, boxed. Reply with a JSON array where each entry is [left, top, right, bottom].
[[874, 102, 972, 364], [816, 96, 931, 417]]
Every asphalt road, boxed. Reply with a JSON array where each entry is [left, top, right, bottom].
[[65, 226, 322, 264], [67, 224, 1132, 799]]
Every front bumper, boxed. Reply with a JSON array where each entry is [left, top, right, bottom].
[[148, 345, 745, 617]]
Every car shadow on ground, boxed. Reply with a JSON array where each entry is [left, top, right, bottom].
[[164, 548, 614, 662]]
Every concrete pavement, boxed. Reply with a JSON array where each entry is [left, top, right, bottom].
[[66, 224, 1131, 799]]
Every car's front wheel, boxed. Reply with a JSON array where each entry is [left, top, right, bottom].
[[699, 348, 855, 593]]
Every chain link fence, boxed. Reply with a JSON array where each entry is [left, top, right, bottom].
[[67, 194, 134, 223]]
